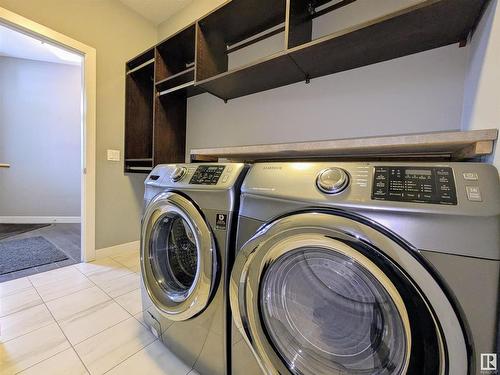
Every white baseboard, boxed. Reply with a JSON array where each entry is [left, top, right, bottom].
[[0, 216, 81, 224], [95, 240, 140, 259]]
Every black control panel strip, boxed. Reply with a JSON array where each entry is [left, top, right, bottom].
[[189, 165, 226, 185], [372, 166, 457, 205]]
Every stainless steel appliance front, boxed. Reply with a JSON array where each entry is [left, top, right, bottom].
[[231, 161, 500, 375], [141, 163, 247, 375]]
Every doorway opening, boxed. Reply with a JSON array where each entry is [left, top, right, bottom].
[[0, 8, 96, 281]]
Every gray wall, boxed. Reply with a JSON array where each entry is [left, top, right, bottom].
[[0, 56, 81, 218], [462, 0, 500, 170]]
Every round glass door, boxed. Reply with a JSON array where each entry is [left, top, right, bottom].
[[260, 247, 408, 375], [150, 214, 198, 303], [141, 192, 216, 321]]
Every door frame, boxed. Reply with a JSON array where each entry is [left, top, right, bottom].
[[0, 7, 97, 261]]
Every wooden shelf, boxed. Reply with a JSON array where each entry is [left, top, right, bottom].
[[127, 58, 154, 75], [124, 158, 154, 174], [190, 129, 498, 162], [125, 166, 153, 173], [288, 0, 489, 80], [126, 48, 155, 72], [158, 82, 205, 98], [196, 52, 305, 101], [156, 67, 194, 88], [156, 67, 204, 97]]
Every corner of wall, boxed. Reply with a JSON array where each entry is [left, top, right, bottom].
[[156, 0, 225, 41], [461, 0, 500, 169]]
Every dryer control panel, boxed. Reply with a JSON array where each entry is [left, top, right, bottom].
[[189, 165, 226, 185], [372, 166, 457, 205]]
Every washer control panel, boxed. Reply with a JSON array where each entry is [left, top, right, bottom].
[[189, 165, 226, 185], [372, 166, 457, 205]]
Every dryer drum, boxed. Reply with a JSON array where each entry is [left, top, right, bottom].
[[150, 215, 198, 295], [261, 247, 408, 374]]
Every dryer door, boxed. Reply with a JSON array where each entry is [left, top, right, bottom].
[[141, 192, 216, 321], [230, 211, 468, 375]]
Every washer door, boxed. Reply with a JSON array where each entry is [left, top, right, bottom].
[[230, 211, 468, 375], [141, 192, 216, 321]]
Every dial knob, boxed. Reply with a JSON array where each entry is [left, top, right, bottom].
[[170, 167, 187, 182], [316, 168, 349, 194]]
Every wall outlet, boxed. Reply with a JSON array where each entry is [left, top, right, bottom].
[[107, 149, 120, 162]]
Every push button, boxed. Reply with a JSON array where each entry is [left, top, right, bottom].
[[466, 186, 482, 202], [463, 172, 478, 181]]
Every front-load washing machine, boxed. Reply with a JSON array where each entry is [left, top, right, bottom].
[[230, 162, 499, 375], [141, 163, 247, 375]]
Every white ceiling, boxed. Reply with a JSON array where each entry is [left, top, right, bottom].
[[119, 0, 194, 25], [0, 23, 82, 65]]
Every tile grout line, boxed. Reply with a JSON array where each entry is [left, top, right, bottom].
[[70, 315, 153, 374], [0, 293, 43, 319], [15, 276, 92, 375], [40, 265, 139, 347], [71, 252, 155, 373], [82, 268, 142, 307], [28, 276, 91, 373], [0, 305, 53, 344], [2, 250, 142, 374], [1, 259, 136, 320], [101, 339, 160, 374], [89, 271, 141, 299]]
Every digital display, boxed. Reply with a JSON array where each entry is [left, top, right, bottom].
[[372, 166, 457, 205], [405, 169, 432, 176], [189, 165, 225, 185]]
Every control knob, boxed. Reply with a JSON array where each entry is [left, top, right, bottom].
[[170, 167, 187, 182], [316, 168, 349, 194]]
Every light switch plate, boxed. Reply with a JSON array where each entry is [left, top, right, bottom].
[[107, 149, 120, 162]]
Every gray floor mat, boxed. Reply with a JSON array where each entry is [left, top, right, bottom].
[[0, 224, 50, 240], [0, 236, 69, 275]]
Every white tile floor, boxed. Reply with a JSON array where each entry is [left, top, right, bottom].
[[0, 246, 197, 375]]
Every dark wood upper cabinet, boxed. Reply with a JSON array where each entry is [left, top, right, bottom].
[[124, 0, 490, 173], [124, 49, 154, 173], [125, 26, 198, 173]]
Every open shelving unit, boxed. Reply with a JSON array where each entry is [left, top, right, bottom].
[[195, 0, 306, 100], [125, 0, 490, 172], [125, 25, 200, 173], [124, 49, 154, 173]]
